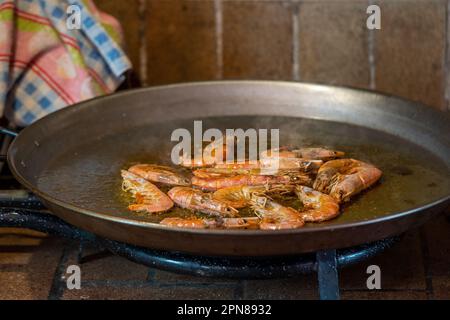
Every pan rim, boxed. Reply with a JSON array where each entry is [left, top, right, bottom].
[[7, 80, 450, 237]]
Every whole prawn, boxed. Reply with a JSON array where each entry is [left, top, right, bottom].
[[213, 158, 322, 173], [160, 216, 260, 229], [121, 170, 173, 213], [251, 196, 305, 230], [261, 146, 344, 161], [192, 167, 316, 179], [191, 173, 312, 191], [178, 135, 235, 168], [213, 185, 294, 208], [313, 159, 382, 202], [128, 164, 190, 186], [167, 186, 238, 217], [295, 186, 340, 222]]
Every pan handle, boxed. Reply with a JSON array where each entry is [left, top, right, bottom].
[[0, 126, 18, 137]]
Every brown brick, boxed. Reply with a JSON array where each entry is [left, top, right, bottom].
[[0, 235, 65, 299], [374, 0, 446, 109], [340, 231, 426, 290], [0, 252, 33, 265], [432, 275, 450, 300], [298, 1, 369, 88], [95, 0, 141, 76], [0, 228, 46, 245], [244, 277, 318, 300], [146, 0, 217, 85], [342, 290, 427, 300], [0, 229, 46, 265], [152, 268, 238, 286], [61, 243, 149, 281], [62, 284, 236, 300], [223, 1, 292, 80], [79, 256, 149, 281], [423, 215, 450, 277]]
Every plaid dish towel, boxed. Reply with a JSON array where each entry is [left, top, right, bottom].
[[0, 0, 132, 126]]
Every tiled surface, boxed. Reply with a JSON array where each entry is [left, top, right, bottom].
[[374, 0, 447, 110], [298, 1, 370, 88], [95, 0, 450, 110], [66, 245, 149, 282], [0, 229, 66, 299], [243, 277, 318, 300], [61, 285, 237, 300], [340, 231, 427, 291], [0, 213, 448, 300], [423, 214, 450, 299], [146, 0, 217, 85], [222, 1, 292, 80]]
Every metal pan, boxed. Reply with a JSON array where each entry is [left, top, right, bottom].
[[5, 81, 450, 256]]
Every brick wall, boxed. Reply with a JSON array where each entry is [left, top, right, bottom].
[[96, 0, 449, 111]]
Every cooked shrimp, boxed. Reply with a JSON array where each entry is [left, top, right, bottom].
[[213, 185, 293, 208], [193, 167, 316, 179], [220, 217, 260, 229], [214, 160, 260, 170], [261, 147, 344, 161], [121, 170, 173, 213], [259, 157, 323, 172], [128, 164, 190, 186], [251, 197, 305, 230], [294, 147, 345, 161], [313, 159, 382, 202], [260, 146, 297, 158], [192, 173, 312, 191], [179, 147, 227, 168], [213, 185, 268, 208], [295, 186, 340, 222], [160, 217, 212, 229], [196, 159, 321, 177], [178, 136, 234, 168], [192, 166, 267, 178], [160, 216, 260, 229], [168, 186, 238, 217]]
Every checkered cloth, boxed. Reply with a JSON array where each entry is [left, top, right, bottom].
[[0, 0, 132, 126]]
